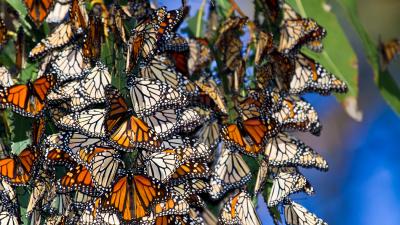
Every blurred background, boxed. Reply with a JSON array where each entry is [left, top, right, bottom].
[[162, 0, 400, 224]]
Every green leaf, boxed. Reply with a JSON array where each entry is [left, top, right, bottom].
[[6, 0, 32, 31], [182, 10, 205, 37], [335, 0, 400, 115], [11, 138, 31, 154], [215, 0, 232, 18], [0, 42, 16, 68], [20, 61, 38, 82], [8, 112, 33, 143], [287, 0, 358, 100]]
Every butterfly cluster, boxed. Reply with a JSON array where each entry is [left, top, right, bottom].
[[0, 0, 348, 225]]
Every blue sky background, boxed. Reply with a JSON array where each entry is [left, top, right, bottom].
[[162, 0, 400, 224]]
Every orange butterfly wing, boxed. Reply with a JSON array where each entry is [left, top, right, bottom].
[[47, 149, 75, 165], [103, 175, 163, 221], [0, 158, 16, 179], [0, 75, 55, 116], [24, 0, 53, 26], [60, 165, 95, 192], [106, 176, 133, 221], [223, 124, 261, 155], [70, 0, 87, 30], [134, 175, 164, 219], [242, 118, 276, 145], [106, 87, 160, 151], [0, 148, 36, 184]]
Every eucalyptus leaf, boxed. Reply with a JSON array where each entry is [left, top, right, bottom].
[[11, 138, 31, 154], [335, 0, 400, 115]]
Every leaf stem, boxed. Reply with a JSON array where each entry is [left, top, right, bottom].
[[295, 0, 307, 17], [196, 0, 207, 37]]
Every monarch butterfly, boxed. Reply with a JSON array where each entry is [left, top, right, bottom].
[[215, 17, 247, 49], [237, 96, 262, 120], [0, 19, 8, 50], [109, 4, 128, 44], [215, 17, 245, 71], [144, 193, 190, 218], [242, 117, 278, 146], [122, 0, 152, 20], [306, 39, 324, 52], [260, 87, 283, 113], [177, 108, 204, 133], [83, 14, 103, 60], [222, 124, 262, 156], [284, 199, 327, 225], [46, 148, 75, 167], [169, 51, 190, 77], [0, 147, 39, 185], [188, 38, 212, 75], [139, 56, 183, 89], [105, 86, 160, 151], [0, 74, 56, 117], [267, 167, 314, 207], [23, 0, 54, 27], [140, 109, 182, 139], [58, 164, 98, 195], [169, 161, 209, 185], [78, 146, 120, 191], [0, 209, 19, 225], [29, 23, 73, 59], [61, 132, 106, 161], [73, 108, 107, 137], [160, 135, 192, 149], [0, 66, 14, 87], [46, 0, 71, 24], [126, 6, 188, 72], [95, 209, 121, 225], [27, 176, 53, 215], [168, 142, 212, 163], [29, 0, 88, 59], [49, 62, 110, 112], [209, 143, 251, 199], [255, 31, 274, 65], [69, 0, 88, 32], [264, 132, 328, 170], [253, 159, 268, 194], [379, 38, 400, 66], [195, 118, 221, 148], [144, 149, 180, 183], [156, 140, 211, 166], [128, 77, 188, 116], [73, 191, 94, 209], [219, 191, 261, 225], [278, 3, 326, 54], [50, 45, 89, 83], [46, 132, 105, 166], [0, 180, 18, 220], [50, 107, 77, 131], [195, 77, 227, 114], [273, 96, 321, 135], [161, 34, 189, 53], [168, 178, 210, 198], [100, 174, 166, 221], [43, 190, 71, 216], [281, 53, 347, 95]]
